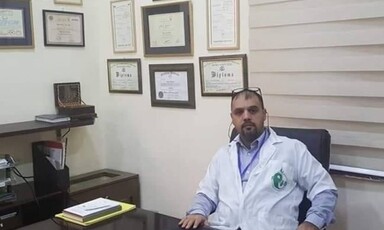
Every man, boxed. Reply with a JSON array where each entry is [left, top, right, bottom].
[[179, 88, 337, 230]]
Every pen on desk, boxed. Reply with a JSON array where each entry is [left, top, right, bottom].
[[84, 205, 110, 211]]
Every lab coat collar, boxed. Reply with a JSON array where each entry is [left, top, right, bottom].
[[227, 128, 286, 189], [246, 127, 284, 175]]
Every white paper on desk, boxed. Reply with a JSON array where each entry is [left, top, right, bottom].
[[64, 198, 121, 217]]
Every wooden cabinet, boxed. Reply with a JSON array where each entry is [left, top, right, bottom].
[[0, 119, 95, 230], [69, 169, 140, 207], [0, 182, 65, 230]]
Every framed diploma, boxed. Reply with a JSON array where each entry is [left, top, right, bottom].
[[54, 0, 82, 5], [107, 59, 142, 94], [110, 0, 136, 53], [207, 0, 239, 50], [149, 64, 195, 109], [199, 54, 248, 96], [142, 1, 193, 56], [0, 0, 34, 48], [42, 10, 85, 47]]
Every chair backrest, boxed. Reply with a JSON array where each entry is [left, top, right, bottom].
[[230, 126, 331, 223]]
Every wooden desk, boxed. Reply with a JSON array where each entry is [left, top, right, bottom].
[[69, 169, 140, 207], [17, 208, 217, 230]]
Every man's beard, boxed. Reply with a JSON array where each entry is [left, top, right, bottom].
[[240, 122, 259, 144]]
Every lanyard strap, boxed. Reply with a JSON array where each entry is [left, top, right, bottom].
[[237, 129, 268, 178]]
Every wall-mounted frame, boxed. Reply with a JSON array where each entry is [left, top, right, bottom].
[[110, 0, 136, 53], [149, 64, 195, 109], [42, 10, 85, 47], [0, 0, 34, 49], [54, 0, 82, 5], [207, 0, 239, 50], [199, 54, 248, 96], [107, 59, 142, 94], [142, 1, 193, 56]]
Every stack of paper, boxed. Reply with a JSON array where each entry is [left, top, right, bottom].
[[62, 198, 122, 222], [56, 198, 136, 226]]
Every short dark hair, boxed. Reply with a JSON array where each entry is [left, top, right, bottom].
[[231, 87, 264, 109]]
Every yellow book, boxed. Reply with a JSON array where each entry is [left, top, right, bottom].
[[55, 202, 136, 226]]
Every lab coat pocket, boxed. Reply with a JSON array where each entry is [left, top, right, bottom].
[[208, 203, 233, 228], [268, 161, 296, 194], [257, 211, 298, 230]]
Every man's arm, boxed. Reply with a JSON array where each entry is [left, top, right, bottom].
[[180, 148, 223, 229], [187, 192, 217, 216], [301, 189, 338, 229], [179, 193, 216, 229], [294, 141, 338, 229]]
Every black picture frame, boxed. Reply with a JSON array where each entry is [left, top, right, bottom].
[[149, 64, 195, 109], [199, 54, 248, 96], [0, 0, 34, 48], [142, 1, 193, 56], [107, 58, 142, 94], [42, 10, 85, 47]]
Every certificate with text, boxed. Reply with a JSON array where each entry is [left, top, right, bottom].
[[0, 9, 25, 38], [110, 63, 139, 91], [154, 71, 188, 101], [199, 55, 248, 96], [149, 63, 195, 109], [208, 0, 239, 50], [148, 12, 185, 48], [43, 10, 84, 47], [107, 59, 142, 94], [142, 1, 192, 56], [111, 0, 136, 52], [0, 0, 33, 48]]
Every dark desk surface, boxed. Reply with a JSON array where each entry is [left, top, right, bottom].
[[17, 208, 216, 230]]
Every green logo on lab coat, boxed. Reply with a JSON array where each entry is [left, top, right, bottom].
[[271, 168, 287, 190]]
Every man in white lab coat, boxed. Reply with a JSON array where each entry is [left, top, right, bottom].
[[179, 88, 337, 230]]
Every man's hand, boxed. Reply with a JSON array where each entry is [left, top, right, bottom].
[[298, 221, 320, 230], [178, 214, 207, 229]]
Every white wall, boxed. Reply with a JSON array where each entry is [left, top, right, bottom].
[[0, 0, 105, 180], [0, 0, 248, 218], [97, 0, 249, 217], [2, 1, 383, 229]]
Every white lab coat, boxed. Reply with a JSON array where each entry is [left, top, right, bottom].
[[197, 128, 336, 230]]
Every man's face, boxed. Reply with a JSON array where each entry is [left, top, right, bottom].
[[230, 93, 266, 143]]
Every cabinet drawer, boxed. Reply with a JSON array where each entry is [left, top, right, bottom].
[[0, 209, 22, 230]]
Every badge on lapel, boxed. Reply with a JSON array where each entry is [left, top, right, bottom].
[[271, 168, 287, 190]]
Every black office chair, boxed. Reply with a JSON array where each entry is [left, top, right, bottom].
[[230, 126, 331, 224]]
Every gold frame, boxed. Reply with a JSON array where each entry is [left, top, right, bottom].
[[207, 0, 239, 50], [110, 0, 136, 53], [107, 59, 142, 94], [199, 54, 248, 96]]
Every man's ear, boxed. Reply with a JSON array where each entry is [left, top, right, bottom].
[[263, 109, 267, 121]]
